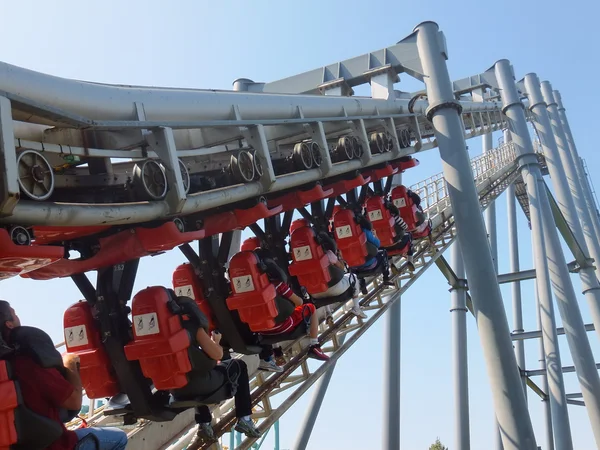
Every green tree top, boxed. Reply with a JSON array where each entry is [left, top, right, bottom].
[[429, 438, 448, 450]]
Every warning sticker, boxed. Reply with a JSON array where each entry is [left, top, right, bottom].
[[293, 245, 313, 262], [368, 209, 383, 221], [393, 197, 406, 208], [64, 325, 88, 348], [336, 225, 353, 239], [133, 312, 160, 337], [233, 275, 255, 294], [175, 284, 195, 299]]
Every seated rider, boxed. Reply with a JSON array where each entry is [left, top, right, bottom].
[[352, 216, 386, 273], [0, 300, 128, 450], [385, 200, 416, 271], [295, 221, 367, 319], [406, 188, 430, 236], [245, 240, 329, 361], [170, 304, 261, 445]]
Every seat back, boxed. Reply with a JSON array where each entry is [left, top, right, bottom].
[[365, 196, 397, 247], [288, 226, 332, 294], [172, 264, 217, 332], [332, 209, 368, 267], [226, 251, 278, 332], [0, 358, 63, 450], [124, 287, 193, 390], [63, 302, 120, 399], [391, 185, 419, 231]]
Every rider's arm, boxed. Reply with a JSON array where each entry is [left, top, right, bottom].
[[275, 281, 303, 307], [196, 328, 224, 361]]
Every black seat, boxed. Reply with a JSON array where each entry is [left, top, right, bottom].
[[312, 286, 355, 308], [168, 387, 234, 410], [258, 320, 309, 346]]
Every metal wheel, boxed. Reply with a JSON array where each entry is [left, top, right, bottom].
[[337, 137, 353, 161], [310, 142, 322, 167], [16, 150, 55, 201], [251, 152, 263, 180], [231, 150, 255, 183], [173, 218, 185, 232], [178, 159, 191, 194], [292, 143, 313, 170], [400, 129, 411, 148], [351, 136, 363, 159], [370, 133, 385, 154], [385, 133, 394, 152], [133, 159, 168, 200], [9, 226, 31, 246]]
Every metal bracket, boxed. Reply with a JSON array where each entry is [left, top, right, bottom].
[[352, 119, 373, 166], [148, 126, 187, 214], [0, 96, 19, 216]]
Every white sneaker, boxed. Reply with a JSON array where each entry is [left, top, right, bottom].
[[351, 306, 367, 319], [259, 359, 284, 373]]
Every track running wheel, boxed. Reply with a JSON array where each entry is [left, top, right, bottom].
[[133, 159, 168, 200], [16, 150, 55, 201]]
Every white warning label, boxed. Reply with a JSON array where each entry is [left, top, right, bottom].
[[65, 325, 89, 348], [293, 245, 313, 262], [233, 275, 255, 294], [133, 312, 160, 337], [175, 284, 195, 299], [336, 225, 353, 239], [393, 197, 407, 208], [368, 209, 383, 221]]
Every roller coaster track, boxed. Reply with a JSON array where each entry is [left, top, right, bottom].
[[58, 142, 556, 450]]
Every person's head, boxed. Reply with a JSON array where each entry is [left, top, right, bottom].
[[0, 301, 21, 339]]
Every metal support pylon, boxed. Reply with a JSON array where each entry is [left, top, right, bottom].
[[414, 22, 536, 450], [524, 75, 600, 348], [496, 59, 600, 448], [552, 90, 600, 245], [450, 243, 470, 450]]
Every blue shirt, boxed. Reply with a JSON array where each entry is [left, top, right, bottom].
[[356, 228, 380, 269]]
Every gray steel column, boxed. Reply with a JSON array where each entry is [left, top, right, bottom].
[[526, 167, 573, 449], [483, 133, 498, 271], [541, 83, 600, 273], [507, 181, 526, 397], [553, 91, 600, 243], [382, 297, 401, 450], [496, 61, 600, 448], [293, 335, 346, 450], [451, 243, 470, 450], [534, 280, 555, 450], [497, 64, 572, 450], [415, 22, 536, 450], [526, 76, 600, 347], [383, 169, 403, 450]]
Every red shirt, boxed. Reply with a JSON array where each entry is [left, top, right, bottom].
[[13, 355, 78, 450]]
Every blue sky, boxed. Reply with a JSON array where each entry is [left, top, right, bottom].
[[2, 0, 600, 449]]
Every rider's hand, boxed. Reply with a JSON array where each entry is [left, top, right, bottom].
[[62, 353, 80, 369], [211, 331, 222, 345]]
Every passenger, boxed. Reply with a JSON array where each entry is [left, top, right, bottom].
[[386, 201, 416, 271], [258, 344, 284, 372], [246, 241, 330, 362], [353, 220, 385, 272], [312, 249, 367, 319], [406, 188, 430, 237], [0, 300, 128, 450], [176, 325, 260, 445]]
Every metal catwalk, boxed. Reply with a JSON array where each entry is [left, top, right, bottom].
[[0, 21, 599, 450]]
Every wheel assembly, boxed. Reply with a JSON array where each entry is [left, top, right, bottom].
[[292, 143, 313, 170], [399, 129, 411, 148], [132, 159, 168, 200], [385, 133, 394, 152], [337, 136, 353, 161], [9, 226, 31, 246], [310, 142, 322, 167], [178, 159, 191, 194], [251, 152, 263, 180], [16, 150, 55, 201], [231, 150, 255, 184], [351, 136, 363, 159], [369, 133, 385, 154]]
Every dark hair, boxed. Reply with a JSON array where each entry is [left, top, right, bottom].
[[0, 301, 12, 337]]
